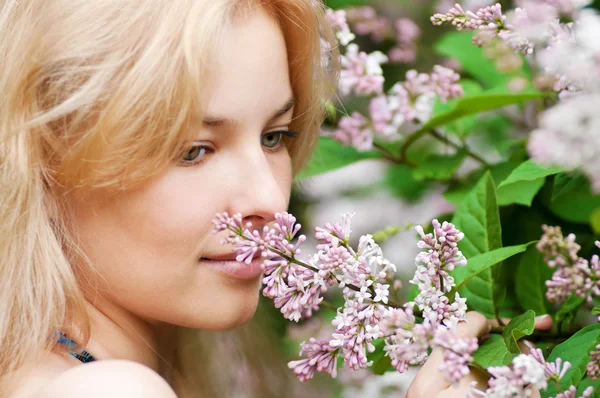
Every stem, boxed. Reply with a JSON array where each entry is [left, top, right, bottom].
[[373, 142, 403, 164], [398, 130, 427, 165], [321, 300, 339, 311], [429, 129, 490, 167]]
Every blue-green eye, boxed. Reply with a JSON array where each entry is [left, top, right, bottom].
[[261, 130, 298, 149]]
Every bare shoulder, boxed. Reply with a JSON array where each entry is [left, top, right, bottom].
[[36, 359, 178, 398]]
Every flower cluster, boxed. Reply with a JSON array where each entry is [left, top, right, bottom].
[[536, 225, 600, 303], [213, 211, 479, 384], [431, 2, 600, 190], [468, 348, 587, 397], [587, 344, 600, 379], [333, 66, 464, 150], [343, 6, 421, 64], [324, 6, 464, 152]]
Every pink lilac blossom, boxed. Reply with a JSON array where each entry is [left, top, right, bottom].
[[468, 354, 547, 397], [536, 225, 600, 303], [388, 18, 421, 64], [432, 326, 479, 386], [332, 111, 374, 152], [587, 344, 600, 379], [325, 8, 355, 46], [536, 9, 600, 95], [288, 338, 340, 381], [431, 3, 534, 54], [364, 67, 464, 143], [410, 220, 468, 325], [339, 43, 388, 97], [527, 94, 600, 193], [553, 386, 595, 398], [214, 212, 482, 384], [344, 6, 392, 43]]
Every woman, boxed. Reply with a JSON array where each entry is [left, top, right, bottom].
[[0, 1, 550, 397]]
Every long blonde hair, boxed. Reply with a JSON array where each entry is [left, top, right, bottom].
[[0, 0, 338, 396]]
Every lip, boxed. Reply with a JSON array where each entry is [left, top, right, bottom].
[[201, 256, 263, 280]]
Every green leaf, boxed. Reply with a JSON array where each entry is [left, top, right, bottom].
[[298, 137, 382, 179], [552, 172, 589, 201], [575, 377, 600, 397], [515, 246, 554, 315], [496, 160, 564, 206], [497, 178, 546, 207], [545, 323, 600, 396], [502, 310, 536, 354], [452, 243, 532, 293], [555, 294, 586, 325], [498, 160, 564, 187], [433, 80, 485, 138], [369, 339, 392, 375], [593, 306, 600, 315], [444, 160, 522, 205], [384, 164, 429, 202], [325, 0, 368, 9], [451, 243, 532, 317], [413, 150, 467, 181], [590, 208, 600, 234], [416, 91, 546, 137], [472, 334, 516, 368], [544, 176, 600, 223], [434, 31, 506, 87], [450, 172, 504, 318], [451, 172, 503, 259]]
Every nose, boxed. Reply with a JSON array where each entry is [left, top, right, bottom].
[[226, 146, 290, 230]]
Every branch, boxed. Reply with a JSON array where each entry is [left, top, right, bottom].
[[429, 129, 490, 167]]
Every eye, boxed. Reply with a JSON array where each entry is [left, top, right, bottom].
[[179, 143, 212, 166], [261, 130, 298, 149]]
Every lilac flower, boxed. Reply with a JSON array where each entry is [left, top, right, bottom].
[[339, 43, 388, 97], [536, 226, 600, 303], [553, 386, 595, 398], [484, 354, 547, 396], [388, 18, 421, 64], [432, 3, 535, 54], [433, 326, 479, 386], [345, 6, 392, 42], [315, 212, 354, 246], [381, 308, 436, 372], [325, 8, 355, 46], [332, 112, 374, 152], [529, 348, 572, 381], [587, 344, 600, 379], [288, 338, 340, 381], [373, 283, 390, 304]]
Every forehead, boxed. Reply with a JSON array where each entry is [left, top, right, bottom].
[[202, 8, 292, 125]]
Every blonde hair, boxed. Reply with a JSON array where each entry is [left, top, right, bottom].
[[0, 0, 338, 396]]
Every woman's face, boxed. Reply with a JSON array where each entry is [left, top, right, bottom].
[[69, 9, 294, 333]]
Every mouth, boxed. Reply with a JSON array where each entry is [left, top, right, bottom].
[[199, 254, 263, 280]]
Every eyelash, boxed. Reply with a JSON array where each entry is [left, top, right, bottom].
[[179, 130, 298, 167]]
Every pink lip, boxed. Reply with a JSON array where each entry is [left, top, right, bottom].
[[202, 256, 263, 280]]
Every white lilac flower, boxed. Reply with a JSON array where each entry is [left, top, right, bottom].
[[325, 8, 356, 46], [527, 93, 600, 193], [339, 44, 388, 97], [373, 283, 390, 304]]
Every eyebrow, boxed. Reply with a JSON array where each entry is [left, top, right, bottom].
[[202, 96, 296, 128]]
